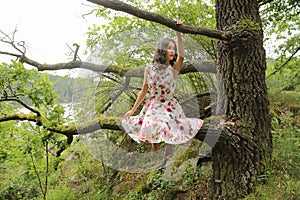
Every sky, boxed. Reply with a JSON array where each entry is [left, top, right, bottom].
[[0, 0, 100, 76]]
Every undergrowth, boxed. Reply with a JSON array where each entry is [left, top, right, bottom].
[[22, 92, 298, 200], [245, 101, 300, 199]]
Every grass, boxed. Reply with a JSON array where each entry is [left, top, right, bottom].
[[5, 89, 295, 200], [245, 102, 300, 200]]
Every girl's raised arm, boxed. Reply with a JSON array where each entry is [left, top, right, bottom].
[[173, 20, 184, 73]]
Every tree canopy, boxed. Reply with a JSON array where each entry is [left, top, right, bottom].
[[0, 0, 299, 199]]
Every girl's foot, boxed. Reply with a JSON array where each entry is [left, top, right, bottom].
[[152, 143, 159, 151]]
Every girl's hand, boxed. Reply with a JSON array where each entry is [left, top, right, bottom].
[[175, 19, 183, 25], [123, 109, 135, 119]]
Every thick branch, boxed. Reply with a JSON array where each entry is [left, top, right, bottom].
[[16, 55, 216, 75], [87, 0, 230, 41], [0, 113, 218, 143]]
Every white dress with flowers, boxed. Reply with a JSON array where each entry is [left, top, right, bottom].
[[122, 65, 203, 144]]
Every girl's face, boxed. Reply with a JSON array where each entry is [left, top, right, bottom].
[[165, 41, 176, 63]]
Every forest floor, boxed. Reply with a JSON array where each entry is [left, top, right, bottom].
[[49, 94, 299, 200]]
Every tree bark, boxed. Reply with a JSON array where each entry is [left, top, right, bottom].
[[211, 0, 272, 199]]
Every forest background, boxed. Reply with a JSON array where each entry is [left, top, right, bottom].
[[0, 0, 299, 199]]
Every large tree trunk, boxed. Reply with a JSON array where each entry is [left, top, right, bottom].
[[210, 0, 273, 199]]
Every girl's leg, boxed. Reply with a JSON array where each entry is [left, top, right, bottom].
[[152, 143, 159, 151], [164, 144, 174, 158], [162, 144, 174, 167]]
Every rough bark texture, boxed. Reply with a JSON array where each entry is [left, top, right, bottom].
[[211, 0, 272, 199]]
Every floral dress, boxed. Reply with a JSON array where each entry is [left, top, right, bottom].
[[122, 64, 204, 144]]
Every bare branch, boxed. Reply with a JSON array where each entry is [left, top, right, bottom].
[[73, 43, 80, 61], [0, 51, 22, 58], [87, 0, 231, 41], [66, 43, 81, 61], [0, 29, 26, 55]]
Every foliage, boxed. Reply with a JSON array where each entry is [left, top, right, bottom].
[[245, 103, 300, 199], [0, 0, 299, 199], [48, 75, 75, 103], [261, 0, 300, 90], [0, 61, 70, 199], [266, 56, 300, 94], [85, 0, 216, 67]]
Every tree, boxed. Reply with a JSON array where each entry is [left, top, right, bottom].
[[85, 0, 272, 198], [211, 1, 272, 198], [0, 0, 298, 199]]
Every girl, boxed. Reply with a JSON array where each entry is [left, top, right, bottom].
[[122, 20, 203, 154]]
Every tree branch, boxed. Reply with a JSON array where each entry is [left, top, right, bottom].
[[0, 51, 22, 58], [0, 97, 41, 116], [267, 46, 300, 78], [12, 54, 216, 75], [259, 0, 275, 7], [87, 0, 231, 41], [0, 29, 26, 55], [0, 113, 220, 144]]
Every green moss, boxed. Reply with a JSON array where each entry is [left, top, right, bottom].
[[235, 19, 261, 33], [110, 64, 139, 76]]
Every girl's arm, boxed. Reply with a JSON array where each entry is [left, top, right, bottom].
[[173, 20, 184, 73], [124, 67, 149, 118]]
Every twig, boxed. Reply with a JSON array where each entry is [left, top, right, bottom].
[[259, 0, 275, 7], [66, 43, 81, 62], [30, 150, 45, 196], [44, 139, 49, 200], [0, 29, 26, 55], [267, 46, 300, 78], [0, 97, 41, 116], [101, 76, 130, 113]]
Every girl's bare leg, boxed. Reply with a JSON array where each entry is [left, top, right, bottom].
[[162, 144, 174, 167], [164, 144, 174, 158], [152, 143, 159, 151]]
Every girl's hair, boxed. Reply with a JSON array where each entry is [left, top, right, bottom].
[[152, 38, 177, 66]]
